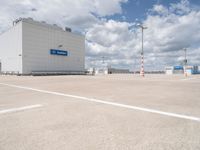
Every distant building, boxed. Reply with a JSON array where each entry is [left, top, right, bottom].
[[95, 68, 108, 75], [185, 66, 199, 75], [86, 68, 95, 75], [92, 67, 130, 75], [165, 66, 199, 75], [108, 68, 130, 74], [165, 66, 183, 75]]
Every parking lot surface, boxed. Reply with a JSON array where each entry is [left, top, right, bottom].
[[0, 74, 200, 150]]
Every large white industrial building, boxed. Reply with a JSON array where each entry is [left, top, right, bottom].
[[0, 18, 85, 75]]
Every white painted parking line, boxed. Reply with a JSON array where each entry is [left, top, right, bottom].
[[0, 104, 43, 115], [0, 82, 200, 122], [180, 77, 200, 81]]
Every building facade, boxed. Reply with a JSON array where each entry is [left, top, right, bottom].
[[0, 18, 85, 75], [165, 66, 184, 75], [185, 66, 199, 75], [165, 66, 199, 75], [108, 67, 130, 74]]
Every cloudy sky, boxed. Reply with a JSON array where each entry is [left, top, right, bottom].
[[0, 0, 200, 71]]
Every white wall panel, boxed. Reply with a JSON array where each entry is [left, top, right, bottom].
[[22, 21, 85, 74], [0, 23, 22, 73]]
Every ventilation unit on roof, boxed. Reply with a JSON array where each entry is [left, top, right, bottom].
[[65, 27, 72, 32], [41, 21, 46, 24], [13, 18, 22, 26], [27, 17, 33, 21]]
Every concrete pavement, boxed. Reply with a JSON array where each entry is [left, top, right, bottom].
[[0, 74, 200, 150]]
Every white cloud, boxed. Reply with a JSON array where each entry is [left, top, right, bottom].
[[85, 19, 138, 69], [86, 0, 200, 70], [86, 20, 133, 47], [0, 0, 127, 32], [170, 0, 191, 15], [141, 0, 200, 69], [152, 5, 168, 15], [93, 0, 128, 16]]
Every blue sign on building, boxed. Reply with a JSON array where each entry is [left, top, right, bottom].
[[174, 66, 183, 70], [50, 49, 68, 56]]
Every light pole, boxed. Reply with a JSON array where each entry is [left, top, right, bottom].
[[102, 56, 105, 64], [138, 24, 147, 77], [183, 48, 187, 77]]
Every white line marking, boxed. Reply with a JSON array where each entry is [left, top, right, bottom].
[[180, 77, 200, 81], [0, 82, 199, 122], [0, 104, 43, 115]]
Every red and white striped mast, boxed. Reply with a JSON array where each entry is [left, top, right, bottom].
[[138, 24, 147, 77]]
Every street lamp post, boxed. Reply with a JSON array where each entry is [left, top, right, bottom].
[[102, 56, 105, 64], [138, 24, 147, 77], [184, 48, 187, 77]]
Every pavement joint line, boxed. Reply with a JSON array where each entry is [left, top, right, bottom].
[[0, 82, 200, 122], [0, 104, 43, 115]]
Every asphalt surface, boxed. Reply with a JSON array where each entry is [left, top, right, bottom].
[[0, 74, 200, 150]]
